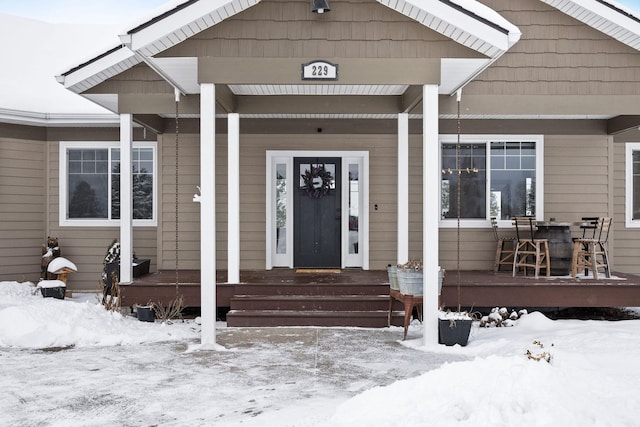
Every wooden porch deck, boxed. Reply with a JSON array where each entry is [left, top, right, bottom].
[[120, 269, 640, 309]]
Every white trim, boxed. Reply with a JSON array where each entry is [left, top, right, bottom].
[[423, 84, 440, 346], [58, 140, 158, 227], [125, 0, 260, 56], [541, 0, 640, 51], [59, 0, 520, 97], [200, 83, 217, 347], [266, 156, 294, 269], [266, 150, 370, 270], [438, 134, 544, 228], [0, 108, 119, 127], [377, 0, 521, 57], [397, 113, 409, 265], [227, 113, 240, 283], [342, 157, 366, 268], [625, 142, 640, 228], [57, 46, 140, 94], [119, 114, 134, 284]]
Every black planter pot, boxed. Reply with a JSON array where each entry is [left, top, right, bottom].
[[104, 259, 151, 294], [137, 306, 156, 322], [438, 318, 472, 346], [41, 286, 66, 300]]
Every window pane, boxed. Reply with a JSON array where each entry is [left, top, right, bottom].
[[67, 149, 109, 218], [440, 143, 486, 219], [112, 148, 154, 220], [633, 151, 640, 220], [276, 163, 287, 254], [349, 164, 359, 254], [491, 141, 536, 219]]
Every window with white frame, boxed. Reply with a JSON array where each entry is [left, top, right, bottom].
[[440, 136, 543, 224], [625, 143, 640, 227], [60, 141, 157, 226]]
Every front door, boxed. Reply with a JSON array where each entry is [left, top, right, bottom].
[[294, 157, 341, 267]]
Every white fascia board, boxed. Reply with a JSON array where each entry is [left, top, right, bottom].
[[57, 46, 140, 94], [439, 58, 491, 94], [125, 0, 260, 55], [541, 0, 640, 50], [0, 108, 119, 127], [378, 0, 521, 57]]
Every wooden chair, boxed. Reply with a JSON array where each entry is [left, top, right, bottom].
[[571, 217, 612, 279], [491, 217, 516, 272], [512, 217, 550, 278]]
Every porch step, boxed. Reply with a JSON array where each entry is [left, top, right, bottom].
[[232, 283, 391, 296], [230, 295, 391, 311], [226, 282, 409, 327], [226, 309, 406, 328]]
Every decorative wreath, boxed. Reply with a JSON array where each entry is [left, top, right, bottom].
[[302, 165, 333, 198]]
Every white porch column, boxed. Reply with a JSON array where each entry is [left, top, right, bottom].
[[119, 113, 133, 284], [397, 113, 409, 265], [423, 85, 440, 346], [200, 83, 217, 347], [227, 113, 240, 284]]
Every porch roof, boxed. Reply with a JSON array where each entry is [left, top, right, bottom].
[[48, 0, 640, 127], [55, 0, 521, 119]]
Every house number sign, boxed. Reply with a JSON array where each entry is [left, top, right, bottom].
[[301, 60, 338, 81]]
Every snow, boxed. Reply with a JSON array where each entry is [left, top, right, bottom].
[[1, 280, 640, 426], [46, 257, 78, 273], [0, 13, 120, 115], [37, 279, 67, 289]]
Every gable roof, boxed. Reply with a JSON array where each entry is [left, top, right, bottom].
[[56, 0, 522, 102], [4, 0, 640, 125]]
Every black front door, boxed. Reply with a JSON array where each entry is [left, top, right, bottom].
[[294, 157, 341, 268]]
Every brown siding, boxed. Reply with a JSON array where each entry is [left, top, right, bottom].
[[408, 134, 613, 271], [161, 0, 480, 60], [613, 139, 640, 274], [46, 134, 158, 291], [159, 133, 401, 270], [0, 137, 46, 282], [469, 0, 640, 95]]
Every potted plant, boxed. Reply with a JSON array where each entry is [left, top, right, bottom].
[[136, 302, 156, 322], [38, 279, 66, 300], [102, 239, 150, 294], [438, 309, 473, 346], [395, 260, 444, 296]]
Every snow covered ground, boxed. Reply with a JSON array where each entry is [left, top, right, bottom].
[[1, 281, 639, 426]]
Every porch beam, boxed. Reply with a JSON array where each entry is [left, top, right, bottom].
[[236, 95, 401, 115], [423, 85, 440, 346], [438, 95, 640, 116], [401, 85, 423, 113], [119, 114, 134, 284], [199, 57, 441, 85], [119, 94, 202, 115], [216, 85, 237, 113], [133, 114, 165, 134], [397, 113, 409, 265], [200, 83, 217, 348], [607, 115, 640, 135], [228, 113, 240, 284]]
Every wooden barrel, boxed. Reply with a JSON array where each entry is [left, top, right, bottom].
[[535, 225, 573, 276]]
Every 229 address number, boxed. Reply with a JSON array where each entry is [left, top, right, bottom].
[[302, 61, 338, 80]]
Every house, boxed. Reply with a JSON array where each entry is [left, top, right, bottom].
[[4, 0, 640, 344]]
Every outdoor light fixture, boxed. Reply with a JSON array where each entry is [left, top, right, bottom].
[[312, 0, 330, 13]]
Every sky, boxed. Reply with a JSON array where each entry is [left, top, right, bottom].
[[1, 0, 640, 24], [2, 280, 640, 425]]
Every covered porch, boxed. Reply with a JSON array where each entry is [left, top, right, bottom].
[[120, 269, 640, 326]]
